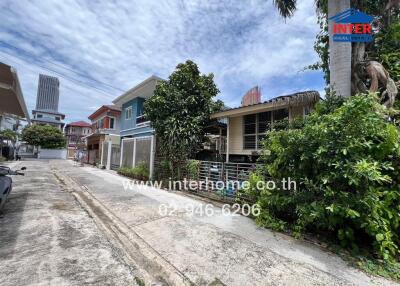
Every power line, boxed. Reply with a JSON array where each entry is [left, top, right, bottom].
[[0, 43, 125, 95], [0, 41, 126, 93], [0, 54, 111, 114], [0, 49, 116, 96], [0, 50, 119, 97]]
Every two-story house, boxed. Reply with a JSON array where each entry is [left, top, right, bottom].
[[210, 91, 320, 163], [112, 75, 163, 178], [86, 105, 121, 167], [32, 110, 65, 130], [65, 121, 92, 158]]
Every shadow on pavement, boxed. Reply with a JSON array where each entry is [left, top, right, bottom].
[[0, 190, 29, 259]]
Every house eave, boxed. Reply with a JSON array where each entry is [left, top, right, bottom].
[[0, 63, 30, 121], [211, 91, 320, 119], [112, 75, 164, 106]]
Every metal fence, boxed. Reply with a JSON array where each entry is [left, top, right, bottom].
[[101, 142, 108, 166], [110, 144, 120, 169], [135, 137, 152, 170], [154, 159, 258, 200], [121, 139, 134, 167], [197, 161, 258, 197], [120, 136, 154, 176]]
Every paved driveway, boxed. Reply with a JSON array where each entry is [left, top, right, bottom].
[[51, 159, 398, 286], [0, 160, 138, 286]]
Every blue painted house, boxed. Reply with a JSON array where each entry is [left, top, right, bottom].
[[112, 75, 163, 177]]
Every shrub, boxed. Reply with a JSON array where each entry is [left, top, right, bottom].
[[186, 159, 199, 180], [256, 93, 400, 261], [117, 161, 150, 181], [0, 156, 6, 162]]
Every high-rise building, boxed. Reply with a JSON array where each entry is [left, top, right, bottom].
[[32, 74, 65, 130], [35, 74, 60, 111]]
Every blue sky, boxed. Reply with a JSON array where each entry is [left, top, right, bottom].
[[0, 0, 325, 123]]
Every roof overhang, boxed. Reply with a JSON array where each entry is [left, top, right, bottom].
[[32, 109, 65, 119], [88, 105, 121, 120], [112, 75, 163, 107], [211, 91, 320, 119], [0, 63, 30, 121]]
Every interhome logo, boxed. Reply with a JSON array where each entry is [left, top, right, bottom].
[[330, 8, 373, 42]]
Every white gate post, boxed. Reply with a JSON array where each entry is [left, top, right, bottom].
[[100, 141, 104, 166], [106, 140, 112, 170], [226, 118, 230, 163], [132, 138, 137, 168], [120, 138, 124, 167], [149, 135, 155, 179]]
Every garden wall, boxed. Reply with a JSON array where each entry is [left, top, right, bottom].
[[38, 148, 67, 159]]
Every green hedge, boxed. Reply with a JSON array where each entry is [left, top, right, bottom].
[[117, 161, 150, 181], [249, 93, 400, 261]]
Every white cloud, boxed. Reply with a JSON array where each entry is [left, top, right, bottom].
[[0, 0, 324, 122]]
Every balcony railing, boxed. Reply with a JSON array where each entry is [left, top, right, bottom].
[[136, 115, 150, 127]]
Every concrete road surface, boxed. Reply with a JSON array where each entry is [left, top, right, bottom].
[[0, 160, 139, 286], [0, 159, 398, 286]]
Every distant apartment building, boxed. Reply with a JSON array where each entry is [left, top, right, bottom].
[[31, 74, 65, 130], [65, 121, 92, 158]]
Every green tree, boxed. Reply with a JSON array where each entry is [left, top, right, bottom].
[[0, 129, 18, 159], [22, 124, 66, 149], [0, 129, 18, 143], [144, 60, 220, 178], [256, 93, 400, 260]]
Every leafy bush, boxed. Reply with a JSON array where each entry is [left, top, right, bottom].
[[256, 93, 400, 261], [0, 156, 6, 162], [186, 159, 199, 180], [117, 161, 150, 181], [236, 171, 264, 204]]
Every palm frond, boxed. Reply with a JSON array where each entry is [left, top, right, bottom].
[[272, 0, 297, 18]]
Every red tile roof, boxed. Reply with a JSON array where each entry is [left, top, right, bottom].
[[66, 120, 91, 127]]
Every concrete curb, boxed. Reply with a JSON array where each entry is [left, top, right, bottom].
[[54, 170, 194, 286]]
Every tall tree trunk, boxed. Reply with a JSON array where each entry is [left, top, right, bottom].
[[328, 0, 352, 97]]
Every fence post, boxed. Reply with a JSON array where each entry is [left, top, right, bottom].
[[106, 141, 112, 170], [149, 135, 155, 180], [120, 139, 124, 167], [100, 141, 104, 166], [132, 138, 137, 168]]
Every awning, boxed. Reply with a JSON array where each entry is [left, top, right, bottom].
[[0, 62, 30, 121]]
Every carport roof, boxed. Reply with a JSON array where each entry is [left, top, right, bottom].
[[0, 62, 30, 121]]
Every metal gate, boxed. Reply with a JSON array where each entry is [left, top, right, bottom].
[[135, 137, 151, 170], [110, 144, 120, 169], [120, 136, 155, 177], [197, 161, 257, 197], [121, 139, 134, 167], [101, 142, 108, 166]]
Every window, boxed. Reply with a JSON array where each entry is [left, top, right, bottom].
[[258, 111, 271, 133], [37, 114, 43, 118], [125, 107, 132, 120], [243, 109, 288, 150], [243, 114, 256, 149], [109, 117, 115, 129], [55, 116, 60, 121], [273, 108, 289, 122]]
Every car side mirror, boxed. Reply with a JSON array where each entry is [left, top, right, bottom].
[[21, 167, 27, 170]]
